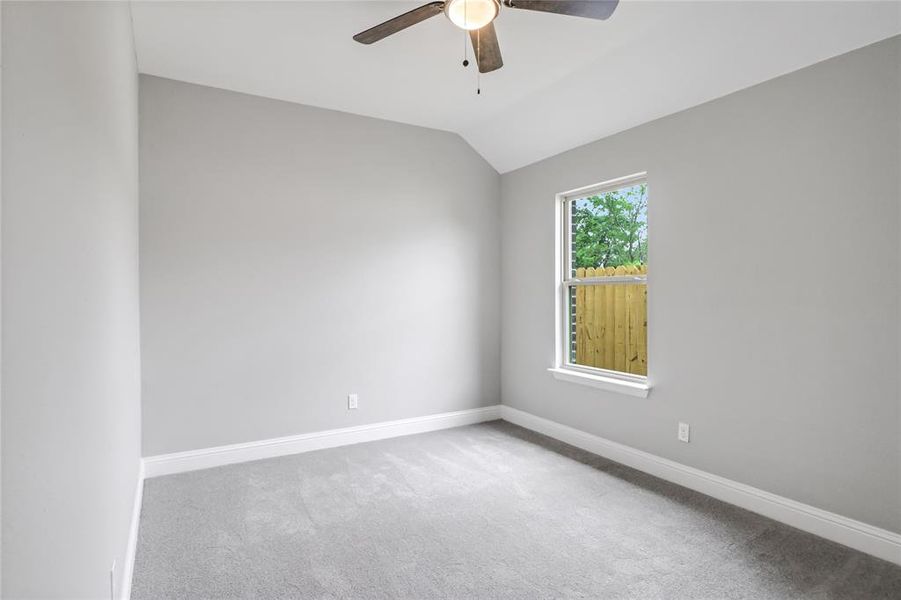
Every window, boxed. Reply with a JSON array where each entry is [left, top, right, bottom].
[[554, 173, 649, 395]]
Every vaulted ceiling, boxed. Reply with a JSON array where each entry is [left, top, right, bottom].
[[131, 1, 901, 172]]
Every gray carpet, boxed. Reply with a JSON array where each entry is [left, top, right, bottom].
[[132, 421, 901, 599]]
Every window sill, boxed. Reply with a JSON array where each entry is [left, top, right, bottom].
[[547, 367, 650, 398]]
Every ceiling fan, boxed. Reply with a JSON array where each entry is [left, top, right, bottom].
[[353, 0, 619, 74]]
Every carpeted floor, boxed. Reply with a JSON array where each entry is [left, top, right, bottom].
[[132, 421, 901, 599]]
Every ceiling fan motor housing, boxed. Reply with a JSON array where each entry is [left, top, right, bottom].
[[444, 0, 501, 31]]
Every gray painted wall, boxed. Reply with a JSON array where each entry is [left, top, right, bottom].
[[500, 36, 901, 534], [1, 2, 142, 598], [139, 76, 500, 456], [1, 4, 4, 592]]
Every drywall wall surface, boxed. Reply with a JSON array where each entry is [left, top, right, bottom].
[[140, 75, 500, 456], [0, 4, 4, 592], [500, 36, 901, 533], [1, 2, 142, 597]]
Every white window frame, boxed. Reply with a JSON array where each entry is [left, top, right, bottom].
[[550, 172, 651, 398]]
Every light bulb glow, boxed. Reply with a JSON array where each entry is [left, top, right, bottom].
[[444, 0, 499, 31]]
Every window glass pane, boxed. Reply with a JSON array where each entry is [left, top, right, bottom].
[[568, 278, 647, 376], [563, 178, 648, 378], [569, 183, 647, 277]]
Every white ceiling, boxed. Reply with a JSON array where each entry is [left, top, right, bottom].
[[131, 0, 901, 173]]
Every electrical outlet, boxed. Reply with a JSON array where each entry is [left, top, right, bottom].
[[347, 393, 358, 410], [678, 422, 690, 443]]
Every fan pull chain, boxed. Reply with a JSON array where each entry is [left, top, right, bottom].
[[462, 30, 469, 67], [462, 0, 468, 66], [476, 28, 481, 95]]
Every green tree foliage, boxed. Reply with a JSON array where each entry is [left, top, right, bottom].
[[572, 184, 647, 270]]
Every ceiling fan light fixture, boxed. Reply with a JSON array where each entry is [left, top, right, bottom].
[[444, 0, 500, 31]]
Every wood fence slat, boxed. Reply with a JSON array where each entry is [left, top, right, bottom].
[[635, 278, 648, 375], [596, 273, 606, 367], [584, 267, 596, 365], [603, 267, 615, 370], [613, 266, 627, 372], [624, 265, 634, 374], [575, 267, 586, 365]]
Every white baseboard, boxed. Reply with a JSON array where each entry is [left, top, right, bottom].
[[137, 403, 900, 568], [143, 405, 502, 478], [121, 460, 144, 600], [500, 405, 901, 566]]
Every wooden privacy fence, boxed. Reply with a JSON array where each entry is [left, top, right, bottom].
[[572, 265, 647, 376]]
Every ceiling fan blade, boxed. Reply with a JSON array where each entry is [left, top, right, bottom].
[[469, 22, 503, 73], [503, 0, 619, 20], [353, 1, 445, 44]]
